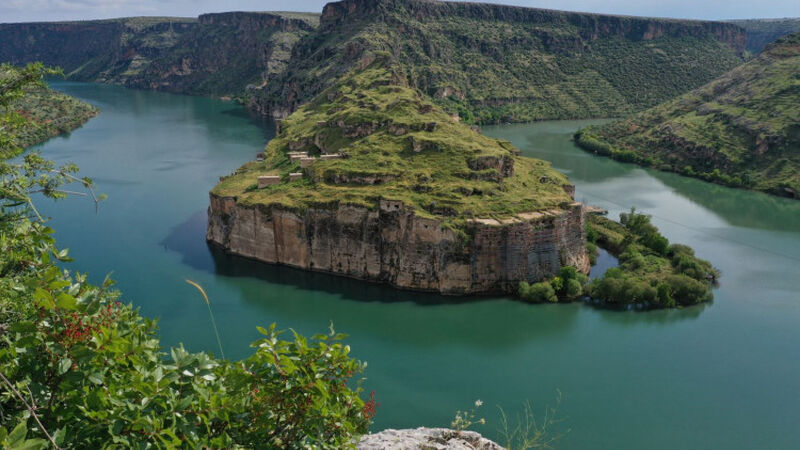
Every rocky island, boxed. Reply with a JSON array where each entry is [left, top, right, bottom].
[[208, 57, 589, 295]]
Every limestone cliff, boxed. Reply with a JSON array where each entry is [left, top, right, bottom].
[[0, 13, 319, 97], [207, 195, 588, 295]]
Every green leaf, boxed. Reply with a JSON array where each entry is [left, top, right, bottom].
[[87, 372, 104, 385], [58, 357, 72, 375], [32, 288, 53, 309], [8, 321, 36, 333], [55, 292, 77, 310], [10, 438, 48, 450], [6, 421, 27, 445]]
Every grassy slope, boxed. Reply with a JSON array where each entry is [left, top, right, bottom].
[[253, 0, 744, 124], [575, 32, 800, 198], [213, 57, 573, 230], [729, 18, 800, 54], [4, 84, 97, 152]]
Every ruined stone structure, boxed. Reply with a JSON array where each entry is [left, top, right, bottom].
[[207, 194, 589, 295], [257, 176, 280, 188]]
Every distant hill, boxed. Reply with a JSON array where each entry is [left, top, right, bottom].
[[1, 0, 745, 123], [0, 13, 319, 98], [729, 18, 800, 54], [248, 0, 746, 123], [575, 32, 800, 199]]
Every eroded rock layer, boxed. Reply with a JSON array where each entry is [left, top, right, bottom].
[[207, 195, 588, 295]]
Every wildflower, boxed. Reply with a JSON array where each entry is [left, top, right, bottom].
[[474, 399, 483, 407]]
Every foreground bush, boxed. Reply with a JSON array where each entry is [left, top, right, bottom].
[[0, 64, 372, 449]]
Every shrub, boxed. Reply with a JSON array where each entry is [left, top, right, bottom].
[[663, 274, 713, 305], [565, 278, 583, 298], [518, 281, 558, 303], [0, 65, 373, 448], [586, 242, 599, 265]]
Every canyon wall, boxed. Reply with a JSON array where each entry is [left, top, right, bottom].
[[207, 195, 589, 295], [0, 13, 318, 97], [251, 0, 747, 123]]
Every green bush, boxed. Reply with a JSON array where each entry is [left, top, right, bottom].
[[565, 278, 583, 298], [518, 281, 558, 303], [663, 274, 713, 305], [0, 64, 374, 449]]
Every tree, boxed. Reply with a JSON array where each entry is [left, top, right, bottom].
[[0, 64, 373, 448]]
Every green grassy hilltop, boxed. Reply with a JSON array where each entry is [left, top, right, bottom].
[[213, 56, 574, 227], [575, 32, 800, 198]]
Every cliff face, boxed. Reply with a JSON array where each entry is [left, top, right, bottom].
[[0, 13, 318, 97], [251, 0, 746, 123], [207, 195, 588, 295], [729, 18, 800, 54]]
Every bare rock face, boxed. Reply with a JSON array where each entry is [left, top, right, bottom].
[[357, 428, 503, 450], [207, 194, 589, 295]]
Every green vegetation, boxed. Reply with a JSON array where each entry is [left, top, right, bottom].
[[0, 65, 372, 449], [213, 55, 574, 227], [253, 0, 744, 124], [575, 32, 800, 199], [518, 266, 588, 304], [0, 64, 97, 154], [584, 209, 718, 308], [729, 18, 800, 54]]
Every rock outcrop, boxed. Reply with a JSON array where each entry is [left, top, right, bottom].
[[357, 428, 503, 450], [0, 13, 319, 97], [207, 195, 588, 295]]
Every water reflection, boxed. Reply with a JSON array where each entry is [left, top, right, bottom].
[[650, 170, 800, 232]]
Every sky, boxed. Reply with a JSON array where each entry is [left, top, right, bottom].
[[1, 0, 798, 23]]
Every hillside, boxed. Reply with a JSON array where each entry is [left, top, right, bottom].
[[249, 0, 746, 123], [730, 18, 800, 54], [2, 1, 745, 122], [0, 65, 97, 155], [0, 13, 319, 98], [213, 56, 573, 224], [575, 32, 800, 199]]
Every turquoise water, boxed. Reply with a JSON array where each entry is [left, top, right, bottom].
[[37, 83, 800, 449]]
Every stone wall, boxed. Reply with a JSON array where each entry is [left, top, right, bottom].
[[207, 194, 589, 295]]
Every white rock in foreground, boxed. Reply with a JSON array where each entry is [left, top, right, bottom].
[[357, 427, 503, 450]]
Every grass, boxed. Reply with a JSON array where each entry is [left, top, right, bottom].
[[575, 32, 800, 199], [212, 57, 574, 229], [251, 0, 744, 124]]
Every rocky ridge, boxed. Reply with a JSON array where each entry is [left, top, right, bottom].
[[0, 13, 319, 97]]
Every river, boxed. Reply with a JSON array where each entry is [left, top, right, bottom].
[[36, 82, 800, 449]]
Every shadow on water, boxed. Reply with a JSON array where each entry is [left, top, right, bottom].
[[162, 209, 712, 333], [161, 209, 496, 306]]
